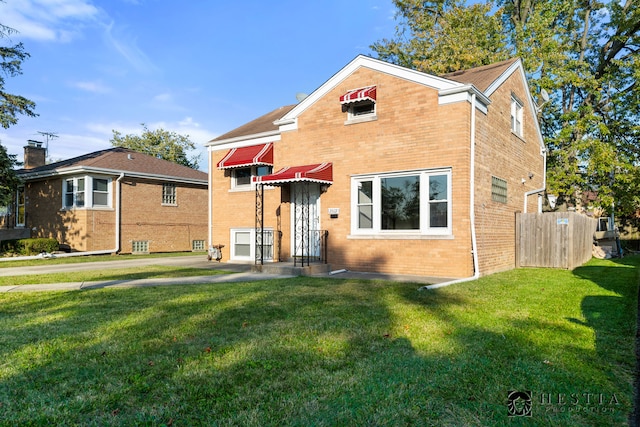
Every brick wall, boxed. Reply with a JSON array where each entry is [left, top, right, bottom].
[[24, 176, 208, 253], [473, 71, 546, 275]]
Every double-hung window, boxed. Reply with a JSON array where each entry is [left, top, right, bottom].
[[231, 165, 273, 190], [511, 95, 524, 137], [16, 186, 25, 227], [63, 176, 111, 209], [64, 177, 85, 208], [351, 169, 451, 236]]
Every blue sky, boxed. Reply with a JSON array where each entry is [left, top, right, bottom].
[[0, 0, 397, 171]]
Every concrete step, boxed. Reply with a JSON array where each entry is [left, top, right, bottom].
[[252, 262, 331, 276]]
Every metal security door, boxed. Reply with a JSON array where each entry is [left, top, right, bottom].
[[291, 182, 321, 265]]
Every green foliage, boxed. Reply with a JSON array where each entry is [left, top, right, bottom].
[[0, 238, 59, 256], [0, 143, 21, 206], [110, 124, 200, 169], [371, 0, 640, 221], [1, 19, 37, 129]]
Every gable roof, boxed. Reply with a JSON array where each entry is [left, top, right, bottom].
[[441, 58, 519, 93], [207, 55, 543, 153], [17, 147, 208, 184], [209, 105, 296, 144]]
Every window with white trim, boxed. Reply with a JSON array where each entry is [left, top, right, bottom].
[[162, 183, 177, 205], [16, 185, 25, 227], [230, 228, 274, 261], [192, 240, 206, 251], [511, 95, 523, 137], [63, 176, 112, 209], [64, 177, 85, 208], [351, 169, 452, 236], [231, 166, 273, 190]]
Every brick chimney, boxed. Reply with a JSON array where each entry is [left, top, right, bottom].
[[24, 140, 46, 169]]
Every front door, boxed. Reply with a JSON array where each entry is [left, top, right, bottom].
[[291, 182, 321, 259]]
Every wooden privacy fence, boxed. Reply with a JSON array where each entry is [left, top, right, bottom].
[[516, 212, 597, 269]]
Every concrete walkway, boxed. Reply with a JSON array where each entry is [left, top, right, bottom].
[[0, 255, 293, 293], [0, 254, 452, 292]]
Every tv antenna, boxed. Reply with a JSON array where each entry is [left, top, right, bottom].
[[36, 131, 58, 155]]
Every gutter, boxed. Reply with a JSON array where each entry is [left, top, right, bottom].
[[420, 93, 480, 290], [523, 148, 547, 213], [0, 173, 125, 262]]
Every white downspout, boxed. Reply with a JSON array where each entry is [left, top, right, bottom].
[[208, 146, 213, 249], [114, 172, 124, 253], [1, 173, 125, 261], [420, 93, 480, 290], [523, 148, 547, 213]]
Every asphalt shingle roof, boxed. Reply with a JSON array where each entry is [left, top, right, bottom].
[[17, 147, 207, 182]]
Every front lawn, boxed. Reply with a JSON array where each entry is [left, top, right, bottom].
[[0, 256, 637, 426]]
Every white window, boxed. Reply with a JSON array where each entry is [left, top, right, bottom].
[[344, 100, 377, 124], [162, 183, 177, 205], [63, 176, 112, 209], [93, 178, 110, 206], [230, 228, 274, 261], [351, 169, 452, 236], [511, 96, 523, 137], [16, 186, 25, 227], [231, 165, 273, 190], [192, 240, 206, 251], [64, 177, 85, 208]]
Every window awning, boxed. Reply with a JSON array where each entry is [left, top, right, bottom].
[[217, 143, 273, 169], [339, 86, 376, 104], [253, 163, 332, 185]]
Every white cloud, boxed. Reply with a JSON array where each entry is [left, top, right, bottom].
[[102, 21, 159, 74], [72, 80, 112, 93], [153, 93, 173, 103], [0, 0, 100, 42]]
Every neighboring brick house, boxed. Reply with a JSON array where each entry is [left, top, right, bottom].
[[11, 144, 208, 254], [206, 55, 546, 278]]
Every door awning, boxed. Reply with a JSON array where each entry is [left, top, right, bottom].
[[339, 86, 376, 104], [253, 162, 332, 185], [217, 143, 273, 169]]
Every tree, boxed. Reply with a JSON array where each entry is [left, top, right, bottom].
[[371, 0, 640, 224], [1, 12, 37, 207], [371, 0, 509, 74], [110, 124, 201, 169], [0, 143, 21, 206], [1, 21, 37, 129]]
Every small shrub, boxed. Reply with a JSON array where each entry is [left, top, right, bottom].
[[0, 238, 59, 256]]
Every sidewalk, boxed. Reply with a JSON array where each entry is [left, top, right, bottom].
[[0, 255, 294, 293]]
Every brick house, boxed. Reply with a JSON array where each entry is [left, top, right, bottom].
[[10, 144, 208, 254], [206, 55, 546, 279]]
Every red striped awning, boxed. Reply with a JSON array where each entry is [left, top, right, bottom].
[[253, 163, 332, 185], [339, 86, 377, 104], [217, 143, 273, 169]]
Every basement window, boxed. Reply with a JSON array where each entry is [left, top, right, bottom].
[[132, 240, 149, 254], [192, 240, 206, 251]]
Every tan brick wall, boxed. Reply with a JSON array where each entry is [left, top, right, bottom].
[[23, 176, 208, 253], [210, 66, 545, 278], [473, 71, 545, 275], [119, 178, 208, 253]]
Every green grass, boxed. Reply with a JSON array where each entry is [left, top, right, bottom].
[[0, 265, 232, 286], [0, 256, 637, 426]]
